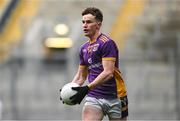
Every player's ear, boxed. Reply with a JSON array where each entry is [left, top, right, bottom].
[[97, 22, 102, 29], [98, 22, 102, 27]]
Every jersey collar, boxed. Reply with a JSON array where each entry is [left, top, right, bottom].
[[89, 33, 102, 44]]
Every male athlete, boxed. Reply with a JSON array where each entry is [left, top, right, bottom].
[[61, 7, 128, 121]]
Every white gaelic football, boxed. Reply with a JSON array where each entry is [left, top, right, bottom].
[[60, 82, 79, 105]]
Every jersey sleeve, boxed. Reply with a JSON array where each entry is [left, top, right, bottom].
[[101, 40, 118, 61]]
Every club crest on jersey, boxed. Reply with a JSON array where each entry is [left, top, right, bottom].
[[92, 44, 99, 52]]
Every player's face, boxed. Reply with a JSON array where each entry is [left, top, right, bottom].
[[82, 14, 100, 38]]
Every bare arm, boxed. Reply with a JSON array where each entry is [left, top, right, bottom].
[[72, 66, 88, 86], [69, 61, 115, 104], [87, 60, 115, 90]]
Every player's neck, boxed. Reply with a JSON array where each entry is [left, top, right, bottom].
[[89, 31, 101, 44]]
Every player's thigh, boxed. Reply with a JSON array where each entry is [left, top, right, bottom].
[[109, 117, 127, 121], [82, 105, 104, 121]]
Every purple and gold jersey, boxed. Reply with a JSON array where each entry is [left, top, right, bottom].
[[79, 33, 127, 99]]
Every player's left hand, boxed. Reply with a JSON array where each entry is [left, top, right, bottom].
[[70, 85, 89, 104]]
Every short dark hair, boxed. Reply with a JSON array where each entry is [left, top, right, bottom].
[[82, 7, 103, 22]]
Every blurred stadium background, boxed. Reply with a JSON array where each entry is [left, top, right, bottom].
[[0, 0, 180, 120]]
